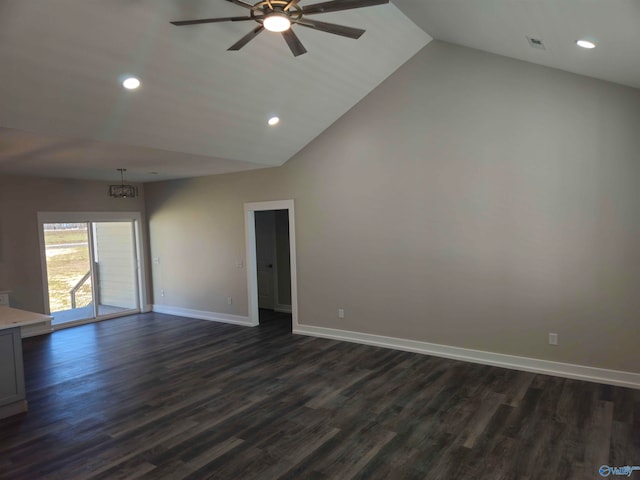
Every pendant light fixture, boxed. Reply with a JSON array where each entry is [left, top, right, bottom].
[[109, 168, 138, 198]]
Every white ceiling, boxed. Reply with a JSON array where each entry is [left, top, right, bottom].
[[0, 0, 429, 182], [393, 0, 640, 90], [1, 0, 638, 183]]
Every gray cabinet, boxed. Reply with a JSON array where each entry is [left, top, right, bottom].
[[0, 327, 26, 418]]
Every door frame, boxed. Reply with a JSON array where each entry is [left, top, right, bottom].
[[244, 200, 298, 328], [37, 211, 150, 321]]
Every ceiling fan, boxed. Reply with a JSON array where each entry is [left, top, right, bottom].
[[171, 0, 389, 57]]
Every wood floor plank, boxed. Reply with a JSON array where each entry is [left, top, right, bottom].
[[1, 311, 637, 480]]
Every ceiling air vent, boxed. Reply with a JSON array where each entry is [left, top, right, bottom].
[[527, 37, 546, 49]]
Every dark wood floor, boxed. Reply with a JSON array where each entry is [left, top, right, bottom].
[[1, 313, 638, 480], [259, 308, 292, 328]]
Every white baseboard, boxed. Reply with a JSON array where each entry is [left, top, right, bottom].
[[293, 324, 640, 390], [142, 304, 153, 313], [152, 305, 256, 327], [274, 304, 292, 314]]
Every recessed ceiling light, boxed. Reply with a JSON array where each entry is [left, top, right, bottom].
[[122, 77, 141, 90], [576, 39, 596, 49], [268, 116, 280, 126], [263, 13, 291, 33]]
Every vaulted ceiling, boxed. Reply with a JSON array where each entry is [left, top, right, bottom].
[[0, 0, 637, 182]]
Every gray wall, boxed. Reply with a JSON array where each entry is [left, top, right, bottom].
[[145, 41, 640, 373], [146, 170, 284, 316], [0, 174, 148, 313]]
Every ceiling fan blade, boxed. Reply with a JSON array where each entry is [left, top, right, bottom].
[[294, 18, 365, 39], [228, 25, 265, 51], [171, 16, 255, 26], [302, 0, 388, 15], [281, 29, 307, 56], [285, 0, 301, 11], [225, 0, 256, 10]]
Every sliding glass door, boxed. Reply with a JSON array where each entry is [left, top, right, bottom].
[[40, 215, 143, 328]]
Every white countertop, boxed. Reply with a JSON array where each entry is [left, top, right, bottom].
[[0, 306, 52, 331]]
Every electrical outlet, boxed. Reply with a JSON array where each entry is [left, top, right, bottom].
[[548, 333, 558, 345], [227, 296, 233, 305], [338, 308, 345, 319], [236, 259, 244, 269], [153, 257, 160, 265]]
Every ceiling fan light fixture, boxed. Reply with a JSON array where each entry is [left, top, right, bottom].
[[263, 13, 291, 33]]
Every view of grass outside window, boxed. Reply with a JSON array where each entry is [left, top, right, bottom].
[[44, 223, 93, 313]]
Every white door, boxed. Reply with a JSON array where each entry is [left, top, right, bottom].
[[255, 211, 276, 309]]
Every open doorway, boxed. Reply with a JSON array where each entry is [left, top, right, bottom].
[[255, 210, 291, 329], [244, 200, 298, 331]]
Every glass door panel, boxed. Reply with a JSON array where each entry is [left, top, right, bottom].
[[92, 221, 139, 317], [43, 223, 95, 325]]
